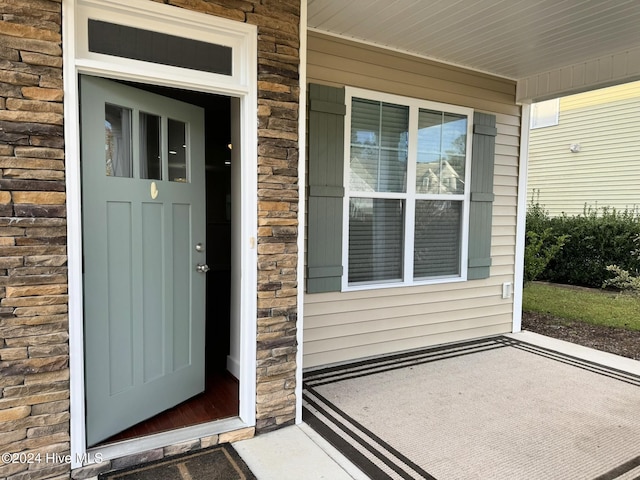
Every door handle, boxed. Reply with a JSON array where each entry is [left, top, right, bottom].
[[196, 263, 210, 273]]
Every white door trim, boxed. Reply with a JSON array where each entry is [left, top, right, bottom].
[[63, 0, 257, 468], [295, 0, 308, 424]]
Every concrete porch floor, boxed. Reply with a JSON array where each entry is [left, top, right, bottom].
[[234, 331, 640, 479]]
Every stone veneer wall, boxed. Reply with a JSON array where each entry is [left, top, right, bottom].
[[0, 0, 300, 479], [187, 0, 301, 432], [0, 0, 70, 479]]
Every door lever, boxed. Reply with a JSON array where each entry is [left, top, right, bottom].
[[196, 263, 210, 273]]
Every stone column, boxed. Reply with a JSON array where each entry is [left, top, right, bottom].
[[170, 0, 302, 432]]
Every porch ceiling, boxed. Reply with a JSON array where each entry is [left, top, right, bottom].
[[307, 0, 640, 102]]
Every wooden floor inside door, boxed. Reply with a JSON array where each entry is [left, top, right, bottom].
[[102, 370, 239, 444]]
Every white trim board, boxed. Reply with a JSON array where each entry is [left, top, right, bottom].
[[295, 0, 308, 425], [91, 417, 246, 462], [512, 103, 530, 334], [64, 0, 257, 468]]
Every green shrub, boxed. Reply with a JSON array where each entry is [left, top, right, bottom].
[[525, 197, 640, 288], [602, 234, 640, 294], [525, 194, 551, 235], [602, 265, 640, 294], [524, 198, 567, 283], [544, 207, 640, 287]]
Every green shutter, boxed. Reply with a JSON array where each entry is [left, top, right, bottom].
[[467, 112, 497, 280], [306, 84, 346, 293]]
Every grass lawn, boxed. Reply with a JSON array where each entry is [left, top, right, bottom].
[[522, 282, 640, 331]]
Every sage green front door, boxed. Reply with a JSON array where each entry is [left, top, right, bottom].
[[80, 76, 207, 446]]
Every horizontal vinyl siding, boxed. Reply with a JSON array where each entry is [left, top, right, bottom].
[[528, 82, 640, 216], [562, 81, 640, 110], [304, 32, 520, 368]]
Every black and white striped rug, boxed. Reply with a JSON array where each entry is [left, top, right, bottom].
[[303, 336, 640, 480]]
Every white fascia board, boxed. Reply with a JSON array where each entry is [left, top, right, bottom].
[[516, 46, 640, 103]]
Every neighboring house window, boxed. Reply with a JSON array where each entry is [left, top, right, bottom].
[[530, 98, 559, 129], [344, 88, 473, 289]]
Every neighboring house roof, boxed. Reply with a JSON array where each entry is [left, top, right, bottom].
[[527, 81, 640, 217]]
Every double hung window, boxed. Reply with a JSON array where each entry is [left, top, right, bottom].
[[345, 88, 473, 288]]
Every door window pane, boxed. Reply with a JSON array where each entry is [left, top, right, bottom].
[[105, 104, 132, 177], [140, 112, 161, 180], [350, 98, 407, 193], [414, 200, 461, 278], [416, 110, 466, 194], [168, 119, 187, 182], [349, 198, 404, 283]]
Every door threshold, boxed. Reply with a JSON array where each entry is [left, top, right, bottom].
[[86, 417, 247, 465]]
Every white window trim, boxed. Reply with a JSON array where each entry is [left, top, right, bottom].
[[64, 0, 257, 468], [341, 87, 472, 292]]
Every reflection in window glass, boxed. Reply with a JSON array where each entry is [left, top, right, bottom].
[[105, 104, 132, 177], [168, 119, 187, 182], [416, 109, 466, 194], [350, 98, 408, 193], [140, 112, 161, 180]]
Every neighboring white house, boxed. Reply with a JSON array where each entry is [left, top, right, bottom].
[[528, 81, 640, 216]]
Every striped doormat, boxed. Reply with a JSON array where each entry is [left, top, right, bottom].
[[99, 444, 256, 480], [303, 336, 640, 480]]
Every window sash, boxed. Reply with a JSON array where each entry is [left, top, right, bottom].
[[342, 87, 472, 290], [348, 198, 404, 284], [350, 98, 408, 193], [413, 200, 462, 279]]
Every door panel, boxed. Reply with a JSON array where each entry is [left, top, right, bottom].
[[81, 75, 206, 446]]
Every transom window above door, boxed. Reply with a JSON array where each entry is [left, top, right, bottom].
[[103, 100, 190, 183], [345, 89, 473, 288]]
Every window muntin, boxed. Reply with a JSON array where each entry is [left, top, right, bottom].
[[344, 89, 472, 289]]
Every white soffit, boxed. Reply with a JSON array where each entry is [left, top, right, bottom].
[[307, 0, 640, 101]]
